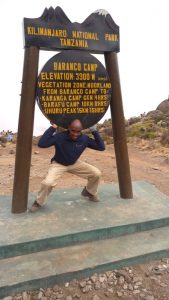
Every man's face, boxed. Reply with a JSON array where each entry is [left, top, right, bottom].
[[68, 121, 83, 140]]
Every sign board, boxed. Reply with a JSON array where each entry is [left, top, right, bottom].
[[24, 7, 119, 53], [37, 50, 112, 129]]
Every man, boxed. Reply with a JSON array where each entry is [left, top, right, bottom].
[[30, 119, 105, 212]]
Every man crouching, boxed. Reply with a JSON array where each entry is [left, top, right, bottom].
[[30, 119, 105, 212]]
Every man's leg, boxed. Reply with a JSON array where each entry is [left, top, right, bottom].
[[30, 162, 67, 211], [68, 160, 102, 200]]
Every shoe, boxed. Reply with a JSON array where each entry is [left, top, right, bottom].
[[81, 187, 99, 202], [30, 200, 42, 213]]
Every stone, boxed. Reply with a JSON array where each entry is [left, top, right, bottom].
[[140, 293, 145, 298], [94, 281, 101, 290], [22, 291, 30, 300], [34, 151, 39, 154], [118, 276, 125, 285], [90, 275, 98, 283], [101, 282, 107, 289], [53, 285, 61, 292], [82, 285, 92, 293], [99, 276, 106, 283], [123, 283, 128, 290], [133, 290, 140, 294], [117, 291, 123, 297], [107, 288, 114, 294], [2, 297, 13, 300], [73, 293, 81, 298], [104, 291, 109, 297], [144, 296, 155, 300], [128, 284, 134, 291], [65, 282, 69, 287], [160, 282, 167, 287], [9, 149, 15, 154], [93, 295, 100, 300], [66, 296, 72, 300], [79, 280, 86, 288], [132, 276, 142, 283], [38, 291, 43, 299]]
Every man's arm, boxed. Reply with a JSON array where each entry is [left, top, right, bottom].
[[87, 125, 105, 151], [38, 124, 58, 148]]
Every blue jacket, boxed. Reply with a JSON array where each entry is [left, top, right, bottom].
[[38, 126, 105, 166]]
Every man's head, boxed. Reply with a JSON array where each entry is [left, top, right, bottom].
[[68, 119, 83, 140]]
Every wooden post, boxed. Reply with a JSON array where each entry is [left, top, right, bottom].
[[12, 46, 39, 213], [104, 52, 133, 199]]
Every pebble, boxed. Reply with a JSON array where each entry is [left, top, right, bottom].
[[66, 296, 72, 300], [90, 275, 97, 283], [144, 296, 155, 300], [160, 282, 167, 287], [73, 293, 81, 298], [93, 295, 100, 300], [133, 289, 140, 294], [22, 291, 30, 300], [82, 285, 92, 293], [117, 291, 123, 297], [94, 281, 101, 290], [118, 276, 125, 285], [107, 288, 114, 294], [65, 282, 69, 288], [38, 291, 43, 299], [79, 280, 86, 288]]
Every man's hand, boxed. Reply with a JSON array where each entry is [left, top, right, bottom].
[[50, 122, 57, 129], [89, 124, 97, 132]]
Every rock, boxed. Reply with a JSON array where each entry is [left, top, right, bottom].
[[53, 285, 61, 292], [66, 296, 72, 300], [160, 282, 167, 287], [123, 283, 128, 290], [90, 275, 98, 283], [99, 275, 106, 283], [115, 270, 131, 283], [118, 276, 125, 285], [38, 291, 43, 299], [128, 284, 134, 291], [9, 149, 15, 154], [101, 282, 107, 289], [157, 99, 169, 115], [65, 282, 69, 287], [82, 285, 92, 293], [93, 295, 100, 300], [132, 276, 142, 283], [144, 296, 154, 300], [22, 291, 30, 300], [94, 281, 101, 290], [2, 297, 13, 300], [79, 280, 86, 288], [133, 290, 140, 294], [107, 288, 114, 294], [104, 291, 109, 297], [73, 293, 81, 298], [34, 151, 39, 154], [117, 291, 123, 297]]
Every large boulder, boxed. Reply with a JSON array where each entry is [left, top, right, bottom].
[[157, 99, 169, 115], [146, 109, 164, 123]]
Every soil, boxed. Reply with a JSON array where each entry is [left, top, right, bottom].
[[1, 141, 169, 300]]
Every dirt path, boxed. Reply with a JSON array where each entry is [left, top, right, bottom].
[[1, 142, 169, 196]]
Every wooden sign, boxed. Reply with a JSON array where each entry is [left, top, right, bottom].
[[37, 50, 112, 128], [24, 7, 119, 53]]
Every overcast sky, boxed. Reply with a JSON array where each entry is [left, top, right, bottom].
[[0, 0, 169, 135]]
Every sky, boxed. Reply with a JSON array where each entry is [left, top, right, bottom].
[[0, 0, 169, 135]]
